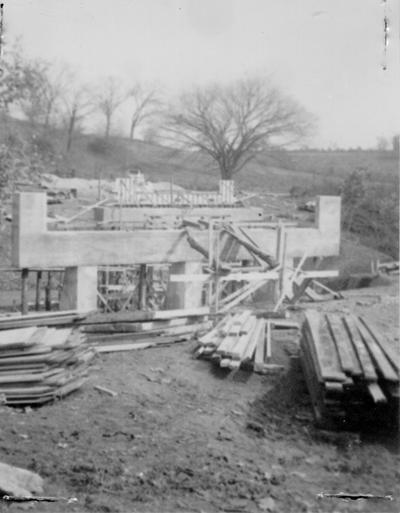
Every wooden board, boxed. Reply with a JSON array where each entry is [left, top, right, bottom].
[[253, 321, 266, 372], [96, 336, 189, 352], [343, 316, 377, 382], [358, 318, 400, 374], [326, 314, 362, 376], [242, 319, 264, 362], [367, 383, 387, 403], [356, 319, 398, 382], [0, 327, 38, 348], [303, 311, 346, 382], [229, 316, 257, 360]]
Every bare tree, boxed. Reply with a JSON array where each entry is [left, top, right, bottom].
[[41, 64, 70, 128], [62, 84, 93, 152], [126, 84, 161, 140], [95, 77, 126, 139], [164, 78, 314, 179]]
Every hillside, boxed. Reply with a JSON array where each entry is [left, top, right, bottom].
[[1, 116, 398, 194]]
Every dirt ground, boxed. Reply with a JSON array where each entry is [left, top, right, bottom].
[[0, 281, 398, 513]]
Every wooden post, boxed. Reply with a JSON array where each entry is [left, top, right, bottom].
[[35, 270, 42, 311], [21, 268, 29, 315], [138, 264, 147, 310], [214, 226, 221, 313], [45, 271, 52, 311], [208, 221, 213, 308]]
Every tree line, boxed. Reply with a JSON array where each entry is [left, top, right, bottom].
[[1, 42, 314, 179]]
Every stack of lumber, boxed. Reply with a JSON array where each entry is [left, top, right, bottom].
[[80, 307, 211, 352], [195, 309, 299, 373], [0, 310, 85, 331], [0, 326, 94, 405], [300, 310, 399, 428]]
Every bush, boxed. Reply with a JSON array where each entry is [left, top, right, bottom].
[[340, 169, 399, 258], [31, 133, 54, 156]]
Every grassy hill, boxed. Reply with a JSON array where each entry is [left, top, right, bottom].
[[60, 137, 400, 195], [2, 116, 398, 194]]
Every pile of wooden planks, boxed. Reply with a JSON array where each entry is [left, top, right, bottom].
[[195, 310, 298, 373], [301, 310, 399, 428], [0, 326, 95, 405], [81, 308, 211, 352]]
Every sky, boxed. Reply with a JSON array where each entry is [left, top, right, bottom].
[[5, 0, 400, 148]]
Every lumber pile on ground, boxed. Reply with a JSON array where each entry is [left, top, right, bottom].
[[195, 310, 299, 373], [81, 308, 211, 352], [0, 327, 94, 405], [300, 310, 399, 428]]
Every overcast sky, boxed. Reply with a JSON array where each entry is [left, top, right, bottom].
[[5, 0, 400, 148]]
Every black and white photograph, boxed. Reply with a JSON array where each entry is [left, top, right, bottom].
[[0, 0, 399, 511]]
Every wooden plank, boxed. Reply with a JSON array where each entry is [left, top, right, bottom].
[[0, 327, 38, 348], [0, 344, 52, 358], [253, 320, 266, 372], [215, 335, 239, 356], [96, 336, 190, 353], [215, 312, 249, 355], [219, 280, 268, 313], [342, 316, 377, 382], [169, 271, 279, 282], [82, 317, 192, 333], [290, 278, 313, 304], [222, 226, 278, 268], [83, 306, 209, 324], [0, 310, 80, 321], [257, 363, 284, 374], [198, 316, 231, 345], [185, 229, 231, 272], [241, 318, 264, 363], [88, 321, 211, 343], [326, 314, 362, 376], [230, 316, 257, 360], [367, 383, 387, 403], [265, 321, 272, 360], [303, 310, 346, 382], [226, 311, 252, 335], [299, 346, 325, 425], [356, 319, 398, 382], [358, 317, 400, 373], [94, 385, 117, 397], [21, 268, 29, 315]]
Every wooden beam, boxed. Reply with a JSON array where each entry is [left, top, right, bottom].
[[34, 271, 42, 311], [21, 268, 29, 315], [138, 264, 147, 310], [223, 225, 278, 268], [169, 270, 279, 283], [303, 311, 347, 382]]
